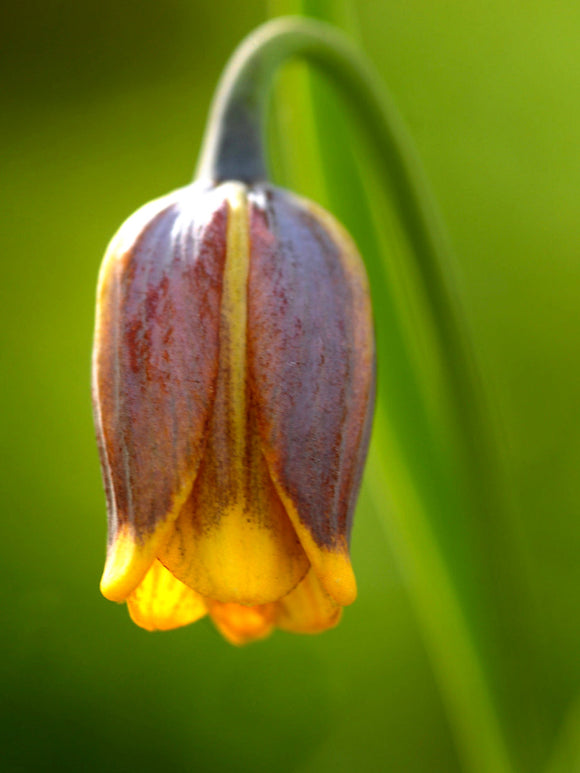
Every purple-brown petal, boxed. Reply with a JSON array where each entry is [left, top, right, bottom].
[[247, 186, 375, 605], [93, 184, 227, 601]]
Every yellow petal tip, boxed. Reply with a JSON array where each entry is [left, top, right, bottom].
[[277, 569, 343, 634], [316, 550, 357, 607], [127, 560, 207, 631], [100, 526, 154, 602], [209, 602, 275, 646]]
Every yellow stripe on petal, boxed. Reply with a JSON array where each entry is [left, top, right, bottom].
[[276, 568, 342, 634], [160, 183, 309, 605], [127, 560, 207, 631], [209, 601, 275, 646]]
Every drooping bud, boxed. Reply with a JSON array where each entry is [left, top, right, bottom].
[[93, 180, 375, 642]]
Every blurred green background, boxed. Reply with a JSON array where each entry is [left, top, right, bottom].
[[1, 1, 579, 771]]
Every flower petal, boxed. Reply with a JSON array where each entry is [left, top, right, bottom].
[[127, 560, 207, 631], [160, 184, 309, 604], [247, 187, 375, 606], [208, 601, 276, 646], [93, 184, 228, 601], [276, 568, 342, 634]]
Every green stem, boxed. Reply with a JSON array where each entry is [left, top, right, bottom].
[[197, 17, 517, 773]]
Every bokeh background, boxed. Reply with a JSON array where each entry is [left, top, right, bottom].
[[1, 1, 579, 771]]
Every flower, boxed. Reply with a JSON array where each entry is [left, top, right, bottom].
[[92, 180, 375, 644]]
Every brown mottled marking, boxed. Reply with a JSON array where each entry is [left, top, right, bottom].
[[93, 187, 227, 542]]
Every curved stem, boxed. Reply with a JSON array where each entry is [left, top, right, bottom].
[[197, 17, 518, 773], [196, 19, 473, 465]]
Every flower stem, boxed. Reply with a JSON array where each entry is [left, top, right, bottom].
[[197, 17, 518, 773]]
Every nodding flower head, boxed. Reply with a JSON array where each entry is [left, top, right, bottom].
[[92, 180, 375, 644]]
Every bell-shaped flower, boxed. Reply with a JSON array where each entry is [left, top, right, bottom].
[[92, 180, 375, 644]]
